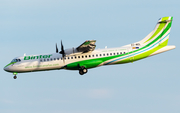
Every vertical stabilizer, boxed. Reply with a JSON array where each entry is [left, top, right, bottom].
[[139, 16, 173, 46]]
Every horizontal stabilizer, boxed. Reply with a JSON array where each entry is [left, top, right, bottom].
[[149, 45, 176, 56]]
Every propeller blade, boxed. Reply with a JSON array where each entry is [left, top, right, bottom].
[[60, 40, 65, 54], [59, 40, 66, 64], [61, 40, 64, 52], [56, 43, 58, 53]]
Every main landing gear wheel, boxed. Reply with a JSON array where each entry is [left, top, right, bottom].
[[79, 70, 84, 75], [78, 66, 88, 75], [82, 68, 88, 73]]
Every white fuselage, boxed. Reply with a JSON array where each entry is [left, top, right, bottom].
[[5, 47, 130, 73]]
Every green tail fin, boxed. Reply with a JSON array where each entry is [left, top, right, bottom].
[[139, 16, 173, 46]]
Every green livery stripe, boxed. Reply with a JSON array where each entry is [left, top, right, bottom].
[[171, 17, 173, 21], [66, 19, 172, 69], [105, 32, 170, 65], [115, 39, 169, 64], [144, 22, 166, 43], [66, 59, 103, 69], [161, 17, 170, 21], [4, 62, 16, 68], [144, 17, 172, 43], [135, 21, 171, 52], [115, 21, 171, 61], [66, 33, 169, 69]]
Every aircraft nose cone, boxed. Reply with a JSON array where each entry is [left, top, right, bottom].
[[4, 66, 9, 72], [4, 67, 7, 71]]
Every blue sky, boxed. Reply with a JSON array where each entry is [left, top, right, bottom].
[[0, 0, 180, 113]]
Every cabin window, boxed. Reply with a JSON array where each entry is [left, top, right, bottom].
[[50, 58, 53, 61], [68, 57, 70, 59], [71, 57, 73, 59], [96, 54, 98, 57], [61, 58, 62, 60], [120, 52, 122, 54], [44, 59, 46, 61], [47, 59, 49, 61], [75, 56, 77, 59], [103, 54, 105, 56], [107, 53, 109, 56], [85, 55, 87, 58], [124, 52, 126, 54], [64, 57, 66, 60], [110, 53, 112, 56], [57, 58, 59, 60], [78, 56, 80, 58], [89, 55, 91, 57], [114, 53, 116, 55], [100, 54, 102, 56], [117, 52, 119, 55], [40, 59, 42, 62], [92, 55, 94, 57], [82, 56, 84, 58], [54, 58, 56, 60]]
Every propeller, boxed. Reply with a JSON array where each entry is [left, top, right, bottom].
[[56, 43, 58, 53], [56, 40, 66, 63], [60, 40, 65, 57]]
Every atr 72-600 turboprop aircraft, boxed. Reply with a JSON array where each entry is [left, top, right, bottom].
[[4, 17, 175, 79]]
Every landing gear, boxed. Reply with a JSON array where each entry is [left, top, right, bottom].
[[79, 70, 84, 75], [13, 75, 17, 79], [82, 68, 87, 73], [78, 66, 88, 75], [13, 72, 18, 79]]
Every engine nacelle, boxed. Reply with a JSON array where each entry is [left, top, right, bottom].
[[64, 48, 78, 55]]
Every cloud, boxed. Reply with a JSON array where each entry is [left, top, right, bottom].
[[87, 89, 113, 99]]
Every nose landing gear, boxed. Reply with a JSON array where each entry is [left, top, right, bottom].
[[13, 72, 18, 79], [13, 75, 17, 79]]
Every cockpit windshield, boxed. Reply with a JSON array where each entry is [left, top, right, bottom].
[[11, 59, 21, 63]]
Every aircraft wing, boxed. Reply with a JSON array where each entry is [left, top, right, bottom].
[[76, 40, 96, 53]]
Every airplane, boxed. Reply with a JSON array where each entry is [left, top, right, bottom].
[[4, 16, 175, 79]]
